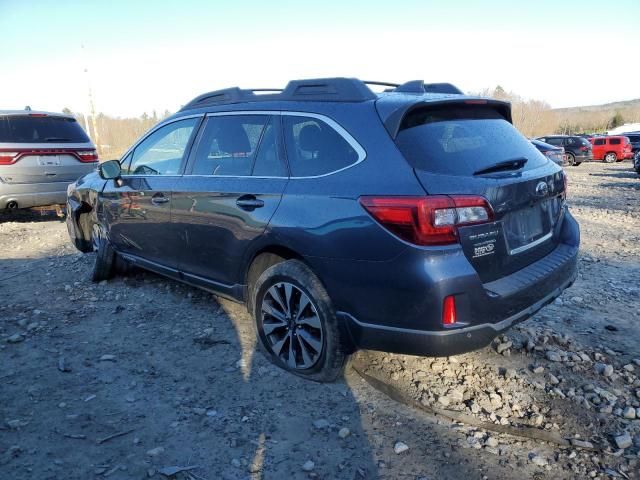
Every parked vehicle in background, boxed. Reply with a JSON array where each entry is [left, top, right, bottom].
[[0, 110, 97, 210], [635, 153, 640, 175], [624, 132, 640, 162], [531, 139, 565, 166], [66, 78, 579, 381], [590, 135, 633, 163], [535, 135, 592, 166]]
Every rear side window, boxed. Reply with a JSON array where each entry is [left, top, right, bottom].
[[192, 115, 269, 176], [544, 137, 563, 146], [0, 115, 90, 143], [395, 106, 547, 175], [609, 138, 621, 145], [283, 115, 359, 177], [126, 118, 198, 175]]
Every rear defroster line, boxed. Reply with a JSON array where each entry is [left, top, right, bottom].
[[350, 357, 599, 451]]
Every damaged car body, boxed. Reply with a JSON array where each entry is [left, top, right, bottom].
[[66, 78, 580, 381]]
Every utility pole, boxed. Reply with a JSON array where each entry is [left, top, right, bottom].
[[81, 44, 101, 155]]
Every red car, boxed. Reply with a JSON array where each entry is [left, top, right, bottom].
[[590, 136, 634, 163]]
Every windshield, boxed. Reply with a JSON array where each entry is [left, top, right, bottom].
[[395, 106, 548, 176], [0, 115, 91, 143]]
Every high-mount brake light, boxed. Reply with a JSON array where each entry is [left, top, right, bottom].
[[359, 195, 494, 246]]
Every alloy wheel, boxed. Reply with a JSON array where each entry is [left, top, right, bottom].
[[260, 282, 324, 370]]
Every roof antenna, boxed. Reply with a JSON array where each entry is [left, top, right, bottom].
[[24, 106, 32, 111]]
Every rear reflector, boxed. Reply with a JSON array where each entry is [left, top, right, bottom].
[[442, 295, 457, 325], [359, 195, 494, 246]]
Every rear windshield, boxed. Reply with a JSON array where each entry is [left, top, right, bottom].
[[0, 115, 91, 143], [395, 106, 548, 175]]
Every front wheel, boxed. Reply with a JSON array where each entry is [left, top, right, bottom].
[[252, 260, 348, 382], [91, 224, 115, 282], [604, 152, 617, 163]]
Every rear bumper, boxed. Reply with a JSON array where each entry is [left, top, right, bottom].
[[575, 153, 592, 162], [340, 269, 576, 356], [315, 211, 580, 357], [0, 182, 68, 209]]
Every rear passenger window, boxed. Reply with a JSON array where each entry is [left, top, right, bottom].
[[192, 115, 268, 176], [127, 118, 198, 175], [609, 138, 621, 145], [252, 118, 287, 177], [283, 115, 359, 177]]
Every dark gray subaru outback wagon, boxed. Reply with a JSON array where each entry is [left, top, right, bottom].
[[66, 78, 579, 381]]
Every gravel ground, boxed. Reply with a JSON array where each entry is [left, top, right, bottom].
[[1, 161, 639, 480]]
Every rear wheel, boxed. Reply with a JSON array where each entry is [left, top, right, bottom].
[[91, 224, 115, 282], [252, 260, 347, 382], [604, 152, 617, 163], [574, 162, 582, 166], [565, 152, 576, 166]]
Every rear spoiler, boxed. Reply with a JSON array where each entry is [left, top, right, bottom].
[[376, 97, 513, 139]]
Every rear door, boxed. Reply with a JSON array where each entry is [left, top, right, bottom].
[[592, 137, 606, 159], [171, 113, 288, 291], [100, 117, 200, 270], [393, 104, 565, 282]]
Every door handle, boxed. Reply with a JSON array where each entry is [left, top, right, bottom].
[[151, 194, 170, 205], [236, 195, 264, 210]]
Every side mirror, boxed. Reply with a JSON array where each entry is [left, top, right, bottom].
[[98, 159, 122, 180]]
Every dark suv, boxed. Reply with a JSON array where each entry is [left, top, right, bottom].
[[625, 132, 640, 163], [66, 78, 579, 381], [535, 135, 593, 166]]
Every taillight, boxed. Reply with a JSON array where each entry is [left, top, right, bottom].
[[442, 295, 457, 325], [0, 151, 19, 165], [580, 146, 589, 151], [76, 150, 99, 162], [359, 195, 494, 246]]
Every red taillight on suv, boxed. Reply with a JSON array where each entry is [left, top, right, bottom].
[[0, 151, 19, 165], [76, 150, 99, 162], [359, 195, 494, 246]]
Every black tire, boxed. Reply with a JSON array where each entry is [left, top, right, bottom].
[[566, 152, 576, 166], [574, 162, 582, 166], [91, 225, 115, 282], [251, 260, 348, 382], [604, 152, 617, 163]]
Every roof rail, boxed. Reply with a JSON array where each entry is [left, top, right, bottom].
[[180, 78, 464, 111], [180, 77, 377, 111]]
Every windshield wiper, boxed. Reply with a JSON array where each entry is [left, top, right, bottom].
[[44, 137, 71, 142], [473, 157, 528, 176]]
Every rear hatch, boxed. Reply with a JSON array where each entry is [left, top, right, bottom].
[[0, 114, 97, 184], [393, 102, 565, 283]]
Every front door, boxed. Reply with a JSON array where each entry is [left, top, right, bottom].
[[101, 117, 200, 270], [171, 114, 288, 292]]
